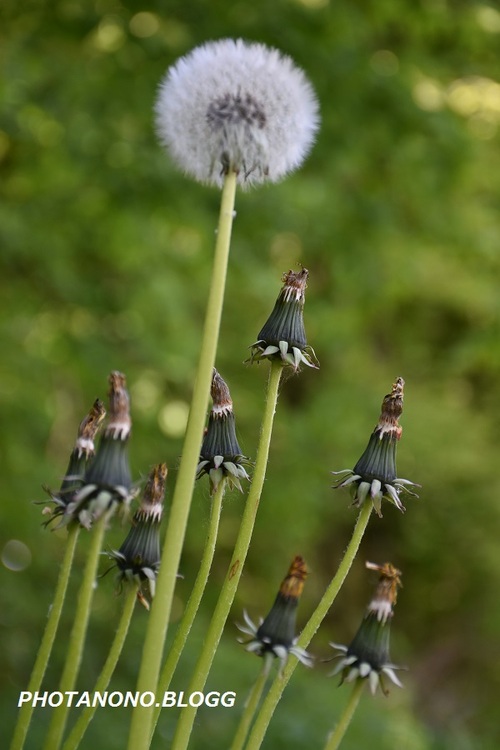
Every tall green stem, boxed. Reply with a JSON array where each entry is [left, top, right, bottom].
[[62, 584, 137, 750], [11, 525, 80, 750], [170, 360, 283, 750], [245, 500, 372, 750], [42, 515, 108, 750], [230, 658, 271, 750], [151, 479, 226, 735], [127, 171, 238, 750], [323, 680, 365, 750]]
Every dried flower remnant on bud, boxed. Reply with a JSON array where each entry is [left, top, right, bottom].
[[105, 371, 132, 440], [332, 377, 419, 517], [237, 555, 313, 675], [65, 372, 135, 529], [196, 369, 250, 492], [155, 39, 319, 188], [42, 399, 106, 526], [365, 561, 402, 624], [328, 561, 404, 696], [106, 463, 167, 609], [249, 268, 318, 371]]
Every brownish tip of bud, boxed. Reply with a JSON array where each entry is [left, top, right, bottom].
[[210, 368, 233, 417], [143, 463, 168, 505], [107, 371, 131, 436], [378, 377, 404, 438], [366, 561, 402, 606], [281, 267, 308, 303], [110, 371, 127, 387], [138, 463, 168, 521], [74, 399, 106, 457], [279, 555, 308, 600], [78, 399, 106, 442]]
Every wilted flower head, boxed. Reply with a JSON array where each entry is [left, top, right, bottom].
[[106, 463, 167, 609], [42, 399, 106, 526], [237, 555, 313, 674], [65, 372, 135, 529], [155, 38, 319, 188], [249, 268, 318, 371], [332, 377, 418, 517], [329, 562, 404, 695], [196, 369, 250, 492]]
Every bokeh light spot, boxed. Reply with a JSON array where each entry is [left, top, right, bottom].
[[129, 12, 160, 38], [158, 400, 189, 438], [412, 78, 444, 111], [370, 50, 399, 77], [131, 374, 161, 415], [93, 18, 125, 52], [2, 540, 32, 572], [293, 0, 329, 8], [476, 5, 500, 33]]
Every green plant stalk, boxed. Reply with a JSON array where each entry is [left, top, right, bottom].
[[42, 515, 108, 750], [151, 479, 227, 735], [62, 584, 138, 750], [127, 170, 238, 750], [230, 659, 271, 750], [245, 500, 373, 750], [170, 360, 283, 750], [323, 679, 365, 750], [11, 524, 80, 750]]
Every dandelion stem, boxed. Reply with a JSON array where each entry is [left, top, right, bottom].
[[151, 479, 227, 736], [323, 680, 365, 750], [10, 524, 80, 750], [42, 515, 108, 750], [127, 170, 238, 750], [230, 660, 270, 750], [61, 584, 137, 750], [245, 500, 372, 750], [170, 360, 283, 750]]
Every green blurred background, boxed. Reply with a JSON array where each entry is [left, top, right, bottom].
[[2, 0, 500, 748]]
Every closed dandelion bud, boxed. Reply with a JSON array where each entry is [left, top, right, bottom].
[[42, 399, 106, 526], [332, 377, 419, 517], [196, 369, 250, 493], [66, 372, 135, 529], [237, 555, 313, 675], [329, 562, 404, 696], [107, 463, 167, 609], [249, 268, 318, 371], [155, 39, 319, 188]]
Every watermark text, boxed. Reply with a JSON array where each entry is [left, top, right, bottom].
[[17, 690, 237, 709]]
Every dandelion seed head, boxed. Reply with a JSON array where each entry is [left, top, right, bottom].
[[155, 38, 320, 188]]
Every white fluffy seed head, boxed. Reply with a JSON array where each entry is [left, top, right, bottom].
[[155, 38, 320, 188]]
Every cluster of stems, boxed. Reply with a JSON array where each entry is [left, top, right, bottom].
[[13, 43, 416, 750]]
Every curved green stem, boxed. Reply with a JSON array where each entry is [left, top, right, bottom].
[[323, 680, 365, 750], [10, 525, 80, 750], [151, 479, 227, 735], [230, 659, 271, 750], [62, 584, 138, 750], [170, 360, 283, 750], [127, 170, 237, 750], [245, 500, 373, 750], [42, 515, 108, 750]]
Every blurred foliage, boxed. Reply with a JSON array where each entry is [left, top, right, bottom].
[[1, 0, 500, 748]]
